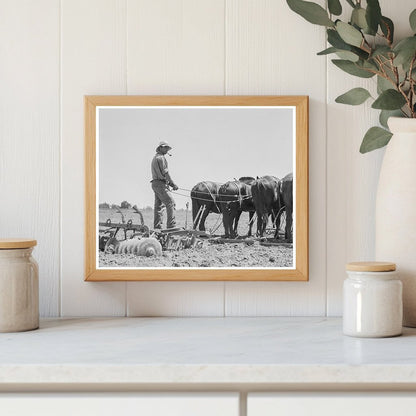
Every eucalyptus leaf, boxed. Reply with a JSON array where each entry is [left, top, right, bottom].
[[336, 21, 363, 47], [394, 36, 416, 71], [372, 89, 406, 110], [371, 46, 392, 58], [377, 75, 393, 94], [410, 9, 416, 32], [286, 0, 335, 27], [366, 0, 382, 35], [380, 16, 394, 44], [379, 109, 402, 129], [362, 59, 379, 71], [327, 29, 368, 59], [328, 0, 342, 16], [327, 28, 348, 49], [351, 7, 368, 32], [335, 50, 359, 62], [317, 47, 338, 55], [332, 59, 375, 78], [360, 127, 392, 153], [335, 88, 371, 105], [317, 46, 358, 61]]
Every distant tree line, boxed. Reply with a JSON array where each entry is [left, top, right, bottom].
[[99, 202, 185, 211], [99, 201, 131, 209], [99, 201, 142, 209]]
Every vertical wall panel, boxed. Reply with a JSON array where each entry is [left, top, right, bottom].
[[326, 0, 416, 316], [61, 0, 127, 316], [224, 0, 327, 315], [126, 0, 226, 316], [0, 1, 60, 316], [127, 0, 225, 95]]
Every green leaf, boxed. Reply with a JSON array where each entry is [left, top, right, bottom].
[[317, 46, 358, 61], [332, 59, 375, 78], [372, 89, 407, 110], [327, 29, 369, 59], [327, 29, 348, 48], [362, 59, 379, 71], [366, 0, 382, 35], [328, 0, 342, 16], [377, 75, 393, 94], [360, 127, 392, 153], [335, 50, 359, 62], [379, 110, 402, 129], [371, 46, 392, 58], [286, 0, 334, 27], [351, 7, 369, 32], [317, 47, 338, 55], [380, 16, 394, 44], [336, 21, 363, 47], [394, 36, 416, 71], [335, 87, 371, 105], [410, 9, 416, 32]]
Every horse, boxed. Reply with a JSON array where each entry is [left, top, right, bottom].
[[190, 181, 222, 231], [275, 173, 293, 242], [251, 176, 281, 237], [218, 177, 256, 238]]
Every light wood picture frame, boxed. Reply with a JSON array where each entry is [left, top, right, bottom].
[[85, 96, 308, 281]]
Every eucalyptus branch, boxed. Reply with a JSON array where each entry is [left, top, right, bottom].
[[409, 56, 416, 117], [362, 37, 372, 53], [397, 81, 413, 117], [375, 57, 400, 89], [391, 59, 400, 86], [287, 0, 416, 152]]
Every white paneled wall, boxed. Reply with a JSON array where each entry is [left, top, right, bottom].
[[1, 0, 413, 317], [61, 0, 127, 316], [0, 1, 60, 316]]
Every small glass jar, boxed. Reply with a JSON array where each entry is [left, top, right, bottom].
[[0, 239, 39, 332], [343, 261, 402, 338]]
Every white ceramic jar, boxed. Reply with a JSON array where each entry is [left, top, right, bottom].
[[0, 239, 39, 332], [343, 262, 402, 338]]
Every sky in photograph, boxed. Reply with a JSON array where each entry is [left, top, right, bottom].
[[98, 106, 294, 209]]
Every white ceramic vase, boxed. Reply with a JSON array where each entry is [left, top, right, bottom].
[[375, 117, 416, 327]]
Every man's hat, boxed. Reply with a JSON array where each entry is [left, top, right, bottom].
[[156, 140, 172, 151]]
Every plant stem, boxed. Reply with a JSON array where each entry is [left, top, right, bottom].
[[409, 56, 416, 117]]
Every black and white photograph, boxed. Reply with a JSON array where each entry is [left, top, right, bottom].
[[97, 103, 296, 270]]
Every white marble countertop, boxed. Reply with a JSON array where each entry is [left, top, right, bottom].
[[1, 317, 416, 389]]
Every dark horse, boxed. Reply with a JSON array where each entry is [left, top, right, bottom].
[[275, 173, 293, 242], [191, 181, 222, 231], [218, 177, 256, 238], [251, 175, 281, 237]]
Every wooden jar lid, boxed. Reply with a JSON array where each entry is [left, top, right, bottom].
[[0, 239, 37, 249], [346, 261, 396, 272]]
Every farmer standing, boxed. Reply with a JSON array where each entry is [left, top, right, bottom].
[[151, 141, 179, 230]]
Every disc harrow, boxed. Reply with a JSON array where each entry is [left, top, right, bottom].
[[99, 207, 208, 257]]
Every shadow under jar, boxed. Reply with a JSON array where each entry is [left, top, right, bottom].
[[0, 239, 39, 332]]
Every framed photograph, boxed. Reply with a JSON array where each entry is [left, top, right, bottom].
[[85, 96, 308, 281]]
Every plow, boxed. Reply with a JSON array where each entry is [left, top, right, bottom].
[[99, 206, 208, 257]]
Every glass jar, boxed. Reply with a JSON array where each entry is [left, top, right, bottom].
[[0, 239, 39, 332], [343, 261, 402, 338]]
